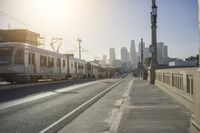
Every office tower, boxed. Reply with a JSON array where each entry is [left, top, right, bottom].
[[121, 47, 128, 63], [109, 48, 116, 65], [130, 40, 137, 68]]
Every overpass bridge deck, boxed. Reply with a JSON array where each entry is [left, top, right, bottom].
[[117, 79, 191, 133]]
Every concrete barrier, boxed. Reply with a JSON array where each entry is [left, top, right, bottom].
[[152, 68, 200, 133], [190, 71, 200, 133]]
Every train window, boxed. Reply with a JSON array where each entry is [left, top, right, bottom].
[[74, 62, 77, 68], [14, 49, 24, 64], [0, 47, 13, 64], [78, 63, 81, 69], [40, 55, 47, 67], [48, 57, 54, 68], [28, 53, 35, 65], [63, 60, 65, 67], [71, 61, 73, 68], [29, 53, 31, 64], [57, 58, 61, 67], [80, 64, 83, 70]]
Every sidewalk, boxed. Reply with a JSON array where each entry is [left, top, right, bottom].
[[117, 79, 191, 133]]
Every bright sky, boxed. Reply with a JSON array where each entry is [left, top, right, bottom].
[[0, 0, 199, 61]]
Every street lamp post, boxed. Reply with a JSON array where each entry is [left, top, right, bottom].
[[150, 0, 158, 84], [141, 38, 144, 70], [140, 38, 144, 78]]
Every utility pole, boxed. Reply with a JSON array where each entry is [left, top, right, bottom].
[[77, 38, 82, 59], [150, 0, 158, 84], [141, 38, 144, 69]]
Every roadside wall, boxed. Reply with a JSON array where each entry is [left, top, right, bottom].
[[153, 68, 200, 133]]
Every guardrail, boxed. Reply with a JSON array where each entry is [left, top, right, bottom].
[[153, 68, 200, 133]]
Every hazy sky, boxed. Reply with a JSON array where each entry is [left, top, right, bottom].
[[0, 0, 199, 61]]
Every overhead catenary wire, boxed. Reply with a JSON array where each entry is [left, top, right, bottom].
[[0, 10, 75, 47], [0, 10, 97, 60]]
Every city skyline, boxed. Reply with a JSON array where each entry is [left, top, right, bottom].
[[0, 0, 199, 61], [0, 1, 199, 132], [107, 40, 170, 66]]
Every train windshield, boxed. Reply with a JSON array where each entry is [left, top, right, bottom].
[[0, 47, 13, 64]]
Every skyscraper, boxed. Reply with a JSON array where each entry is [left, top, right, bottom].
[[157, 42, 168, 58], [144, 48, 150, 60], [164, 46, 168, 58], [130, 40, 137, 68], [121, 47, 128, 63], [138, 41, 145, 63], [157, 42, 164, 58], [138, 41, 150, 64], [109, 48, 116, 65], [102, 55, 107, 64]]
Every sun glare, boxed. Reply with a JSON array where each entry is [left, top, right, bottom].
[[36, 0, 68, 17]]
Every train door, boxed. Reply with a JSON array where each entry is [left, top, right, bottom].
[[57, 58, 61, 74], [31, 53, 36, 73], [28, 53, 36, 73], [15, 48, 25, 73], [74, 61, 77, 74]]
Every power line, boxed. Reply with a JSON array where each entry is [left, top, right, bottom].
[[0, 10, 75, 47], [0, 10, 98, 60]]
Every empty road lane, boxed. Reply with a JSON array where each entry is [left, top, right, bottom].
[[0, 78, 124, 133]]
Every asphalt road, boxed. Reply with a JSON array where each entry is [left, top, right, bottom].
[[0, 78, 122, 133], [0, 78, 96, 103]]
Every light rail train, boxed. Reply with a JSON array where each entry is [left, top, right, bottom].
[[0, 42, 108, 83]]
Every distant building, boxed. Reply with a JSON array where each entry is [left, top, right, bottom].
[[121, 47, 129, 63], [138, 41, 150, 65], [127, 52, 130, 61], [164, 46, 168, 58], [169, 60, 197, 67], [130, 40, 137, 68], [155, 42, 169, 65], [102, 55, 107, 64], [112, 59, 122, 68], [99, 55, 107, 65], [157, 42, 164, 58], [138, 41, 145, 62], [135, 52, 139, 66], [109, 48, 116, 65], [121, 61, 132, 73], [144, 48, 150, 60], [157, 42, 168, 59]]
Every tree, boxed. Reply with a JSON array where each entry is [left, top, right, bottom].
[[144, 57, 151, 67], [185, 55, 199, 66]]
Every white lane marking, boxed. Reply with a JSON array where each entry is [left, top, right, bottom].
[[0, 92, 56, 110], [110, 78, 134, 133], [0, 80, 106, 110], [127, 105, 181, 109], [39, 80, 124, 133], [123, 78, 134, 98]]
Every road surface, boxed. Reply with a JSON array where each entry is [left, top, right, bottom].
[[0, 77, 129, 133]]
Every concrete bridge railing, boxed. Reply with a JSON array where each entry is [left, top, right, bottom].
[[153, 68, 200, 133]]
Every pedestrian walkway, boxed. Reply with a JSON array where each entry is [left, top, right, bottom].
[[117, 79, 191, 133]]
